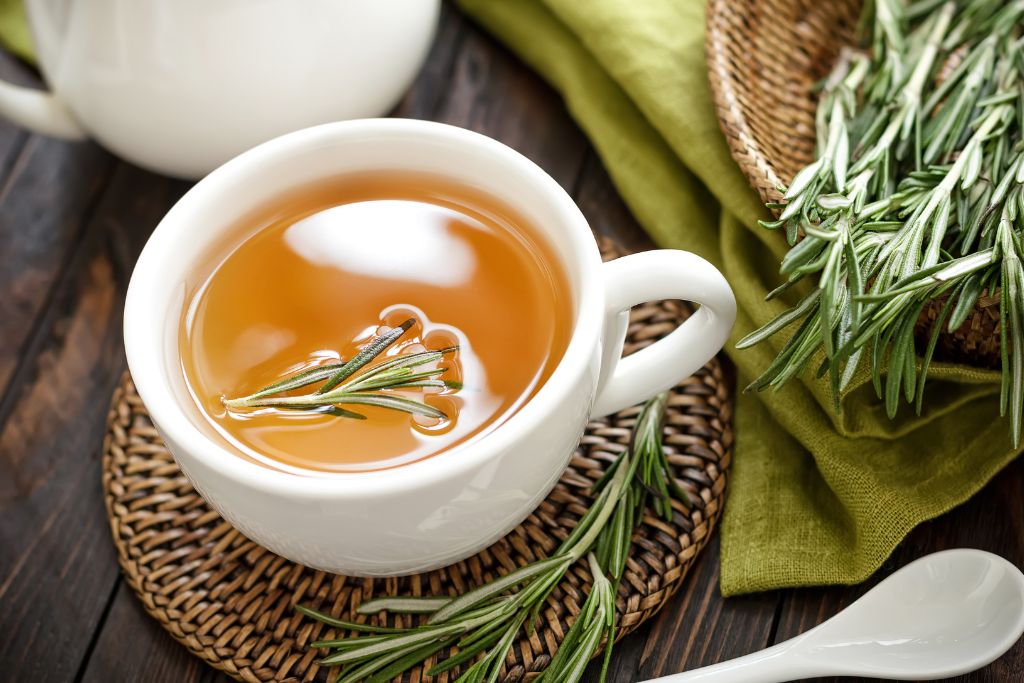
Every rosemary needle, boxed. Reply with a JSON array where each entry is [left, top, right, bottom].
[[743, 0, 1024, 446], [223, 318, 460, 421]]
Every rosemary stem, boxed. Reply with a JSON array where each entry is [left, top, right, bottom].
[[221, 321, 459, 421], [566, 392, 668, 563], [223, 393, 342, 409], [906, 2, 955, 97], [567, 470, 628, 563], [854, 3, 954, 175]]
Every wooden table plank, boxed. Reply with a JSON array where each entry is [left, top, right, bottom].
[[0, 162, 188, 682], [629, 539, 780, 680], [433, 31, 589, 190], [0, 134, 113, 395], [0, 175, 123, 682], [392, 3, 468, 121], [574, 151, 657, 254], [79, 582, 211, 683], [0, 39, 112, 402], [0, 52, 39, 183]]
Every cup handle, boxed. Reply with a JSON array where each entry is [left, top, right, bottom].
[[592, 250, 736, 417], [0, 80, 87, 139]]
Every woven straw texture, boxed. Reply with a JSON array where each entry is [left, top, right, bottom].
[[705, 0, 1001, 366], [101, 242, 733, 682]]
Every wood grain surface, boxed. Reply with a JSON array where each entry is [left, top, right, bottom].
[[0, 5, 1020, 682]]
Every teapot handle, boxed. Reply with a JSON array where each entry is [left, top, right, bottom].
[[0, 80, 86, 139]]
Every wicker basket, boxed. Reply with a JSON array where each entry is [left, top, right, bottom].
[[705, 0, 1001, 367]]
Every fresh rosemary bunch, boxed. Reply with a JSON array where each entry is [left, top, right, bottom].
[[224, 318, 460, 420], [297, 392, 688, 683], [739, 0, 1024, 445]]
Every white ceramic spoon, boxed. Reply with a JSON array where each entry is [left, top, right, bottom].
[[643, 549, 1024, 682]]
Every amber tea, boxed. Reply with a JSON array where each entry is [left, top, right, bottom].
[[180, 173, 572, 473]]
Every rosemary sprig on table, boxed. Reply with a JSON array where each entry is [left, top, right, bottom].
[[297, 392, 688, 683], [223, 318, 460, 420], [739, 0, 1024, 445]]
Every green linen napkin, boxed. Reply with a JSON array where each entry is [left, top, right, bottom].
[[1, 1, 1016, 595], [451, 0, 1019, 595]]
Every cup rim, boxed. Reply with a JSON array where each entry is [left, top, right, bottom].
[[124, 118, 604, 499]]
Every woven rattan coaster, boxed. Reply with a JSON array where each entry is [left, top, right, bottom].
[[102, 242, 733, 683]]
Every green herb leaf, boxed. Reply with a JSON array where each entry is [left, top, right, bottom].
[[223, 316, 459, 423], [740, 0, 1024, 445]]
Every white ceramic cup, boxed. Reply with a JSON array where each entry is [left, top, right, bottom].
[[123, 119, 736, 576], [1, 0, 438, 178]]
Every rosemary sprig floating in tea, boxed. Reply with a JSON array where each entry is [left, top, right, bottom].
[[297, 392, 689, 683], [739, 0, 1024, 445], [223, 318, 460, 420]]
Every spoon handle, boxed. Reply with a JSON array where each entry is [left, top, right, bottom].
[[639, 640, 821, 683]]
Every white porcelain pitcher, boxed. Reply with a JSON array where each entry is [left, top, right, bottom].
[[0, 0, 439, 178]]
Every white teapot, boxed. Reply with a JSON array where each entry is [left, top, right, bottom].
[[0, 0, 439, 178]]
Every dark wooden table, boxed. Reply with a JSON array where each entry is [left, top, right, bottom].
[[1, 6, 1021, 682]]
